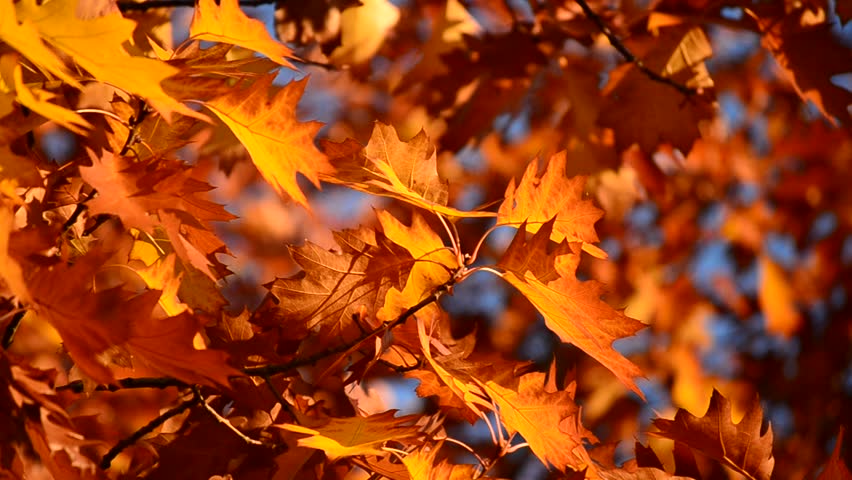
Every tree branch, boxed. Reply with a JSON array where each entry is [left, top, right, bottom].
[[57, 376, 188, 393], [192, 386, 267, 447], [100, 397, 197, 469], [574, 0, 698, 97]]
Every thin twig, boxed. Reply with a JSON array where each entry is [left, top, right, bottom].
[[57, 376, 188, 393], [192, 386, 266, 446], [574, 0, 697, 97], [241, 286, 447, 378], [261, 375, 298, 423], [100, 397, 197, 469], [2, 310, 26, 349]]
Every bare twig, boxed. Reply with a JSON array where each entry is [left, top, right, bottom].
[[192, 386, 266, 447], [574, 0, 697, 97], [57, 376, 188, 393], [261, 374, 298, 423], [2, 309, 26, 349], [100, 397, 197, 469]]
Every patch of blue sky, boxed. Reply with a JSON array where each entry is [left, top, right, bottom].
[[731, 181, 761, 206], [456, 144, 486, 173], [370, 377, 426, 416], [698, 202, 726, 231], [600, 237, 623, 261], [688, 240, 735, 299], [614, 328, 651, 357], [718, 91, 748, 132], [502, 108, 532, 144], [747, 114, 772, 156], [841, 236, 852, 264], [516, 318, 554, 364], [764, 401, 795, 440], [809, 212, 838, 243], [512, 455, 548, 480], [486, 224, 518, 253], [844, 361, 852, 395], [442, 270, 506, 318], [808, 300, 829, 336], [627, 202, 658, 228], [830, 284, 847, 309], [454, 184, 486, 212], [763, 233, 798, 269], [706, 25, 760, 71], [636, 377, 672, 427], [736, 259, 758, 297], [40, 129, 77, 164]]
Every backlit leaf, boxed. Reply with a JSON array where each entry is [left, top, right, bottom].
[[190, 0, 296, 68], [495, 220, 645, 397], [497, 152, 606, 259], [277, 411, 421, 461], [205, 74, 331, 208], [651, 389, 775, 480]]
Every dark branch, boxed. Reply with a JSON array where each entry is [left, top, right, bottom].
[[100, 397, 197, 469], [57, 376, 188, 393], [574, 0, 698, 97]]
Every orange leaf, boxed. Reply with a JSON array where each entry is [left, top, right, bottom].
[[757, 256, 801, 337], [277, 411, 421, 461], [401, 441, 479, 480], [377, 210, 459, 321], [651, 389, 775, 480], [495, 220, 645, 397], [204, 75, 331, 208], [190, 0, 296, 68], [599, 26, 716, 153], [322, 122, 494, 218], [816, 428, 852, 480], [497, 152, 606, 259], [476, 371, 598, 472]]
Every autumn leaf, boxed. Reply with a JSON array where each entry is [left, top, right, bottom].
[[0, 54, 91, 135], [13, 0, 195, 121], [204, 74, 332, 208], [599, 25, 716, 153], [267, 225, 410, 344], [495, 220, 646, 397], [377, 210, 459, 321], [322, 122, 494, 218], [816, 428, 852, 480], [651, 389, 775, 480], [475, 371, 598, 473], [400, 441, 479, 480], [758, 256, 801, 337], [758, 14, 852, 125], [277, 411, 421, 460], [497, 152, 607, 259], [190, 0, 296, 68]]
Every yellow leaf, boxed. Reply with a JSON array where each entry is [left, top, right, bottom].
[[758, 256, 801, 337], [0, 0, 80, 88], [14, 0, 195, 122], [498, 152, 607, 259], [0, 203, 30, 303], [190, 0, 296, 68], [330, 0, 399, 65], [204, 74, 331, 208], [0, 55, 91, 134], [401, 442, 479, 480], [377, 210, 459, 321], [277, 411, 421, 461], [496, 220, 646, 397], [322, 122, 494, 218], [133, 252, 188, 317]]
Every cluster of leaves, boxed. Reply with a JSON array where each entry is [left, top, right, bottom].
[[0, 0, 851, 479]]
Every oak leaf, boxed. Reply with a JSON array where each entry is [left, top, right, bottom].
[[13, 0, 194, 121], [816, 428, 852, 480], [651, 389, 774, 480], [496, 220, 645, 397], [267, 226, 410, 344], [401, 441, 479, 480], [204, 74, 332, 208], [277, 411, 421, 461], [322, 122, 493, 218], [758, 14, 852, 125], [476, 371, 598, 472], [497, 152, 607, 259], [599, 26, 716, 153], [190, 0, 296, 68], [377, 210, 459, 321]]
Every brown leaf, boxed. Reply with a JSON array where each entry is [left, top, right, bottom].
[[496, 220, 646, 397], [758, 14, 852, 125], [651, 389, 774, 480], [598, 26, 716, 153]]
